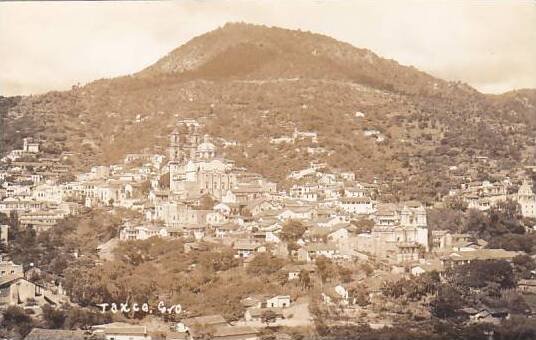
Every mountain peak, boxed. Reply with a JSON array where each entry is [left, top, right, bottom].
[[137, 22, 476, 96]]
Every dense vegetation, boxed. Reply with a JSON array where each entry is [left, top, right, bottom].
[[2, 24, 535, 202]]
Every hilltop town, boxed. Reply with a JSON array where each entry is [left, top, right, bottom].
[[1, 22, 536, 340], [2, 115, 536, 339]]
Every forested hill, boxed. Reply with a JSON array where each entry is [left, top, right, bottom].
[[2, 22, 536, 201]]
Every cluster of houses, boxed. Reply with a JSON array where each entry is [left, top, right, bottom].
[[25, 320, 260, 340], [270, 127, 318, 145], [0, 256, 69, 309], [106, 120, 435, 272], [447, 176, 536, 219], [2, 119, 536, 338], [1, 137, 40, 162]]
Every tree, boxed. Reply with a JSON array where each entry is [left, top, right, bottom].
[[42, 304, 67, 329], [349, 286, 370, 306], [444, 196, 468, 212], [494, 315, 536, 339], [63, 261, 110, 307], [246, 252, 284, 276], [359, 263, 373, 277], [260, 309, 278, 328], [351, 218, 375, 233], [316, 256, 337, 284], [513, 254, 536, 279], [199, 247, 238, 272], [62, 306, 113, 330], [448, 260, 516, 293], [431, 286, 463, 319], [1, 306, 34, 337], [299, 269, 312, 290], [198, 194, 215, 210], [338, 266, 353, 283], [428, 207, 465, 234], [280, 220, 307, 243], [488, 233, 536, 253], [159, 172, 170, 189]]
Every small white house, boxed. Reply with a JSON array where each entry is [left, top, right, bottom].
[[266, 295, 291, 308]]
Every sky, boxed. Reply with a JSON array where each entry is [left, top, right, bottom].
[[0, 0, 535, 96]]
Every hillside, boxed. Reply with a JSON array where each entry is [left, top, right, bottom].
[[2, 22, 536, 202]]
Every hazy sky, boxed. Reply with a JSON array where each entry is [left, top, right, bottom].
[[1, 0, 535, 96]]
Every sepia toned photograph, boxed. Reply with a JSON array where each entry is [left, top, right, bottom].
[[0, 1, 535, 339]]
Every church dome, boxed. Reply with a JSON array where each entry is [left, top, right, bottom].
[[198, 141, 216, 153], [197, 135, 216, 153]]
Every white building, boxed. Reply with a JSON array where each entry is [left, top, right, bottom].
[[517, 180, 536, 218], [290, 184, 318, 202], [119, 224, 168, 241], [339, 197, 375, 215]]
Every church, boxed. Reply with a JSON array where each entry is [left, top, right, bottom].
[[168, 120, 237, 200], [357, 201, 429, 263]]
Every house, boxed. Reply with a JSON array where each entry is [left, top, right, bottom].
[[103, 326, 150, 340], [212, 326, 258, 340], [297, 248, 311, 263], [307, 226, 349, 243], [177, 314, 228, 337], [293, 128, 318, 143], [245, 199, 275, 217], [327, 223, 349, 242], [0, 224, 8, 245], [24, 328, 90, 340], [0, 259, 23, 278], [214, 202, 241, 216], [441, 249, 522, 268], [281, 264, 315, 281], [340, 171, 356, 181], [182, 224, 206, 240], [18, 209, 65, 233], [166, 332, 188, 340], [0, 275, 44, 306], [410, 260, 444, 276], [277, 206, 314, 221], [518, 279, 536, 294], [266, 295, 291, 308], [313, 216, 348, 228], [303, 242, 339, 260], [240, 295, 264, 309], [233, 240, 265, 258], [207, 211, 229, 226], [244, 307, 284, 322], [92, 322, 151, 340], [459, 307, 510, 324], [431, 230, 452, 251], [288, 167, 316, 180], [289, 184, 318, 202], [215, 223, 241, 238], [228, 185, 265, 203], [0, 271, 66, 306], [23, 138, 40, 153], [32, 183, 63, 204], [0, 197, 46, 214], [517, 179, 536, 218], [119, 224, 168, 241], [340, 197, 375, 215], [271, 136, 294, 145], [252, 231, 281, 244]]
